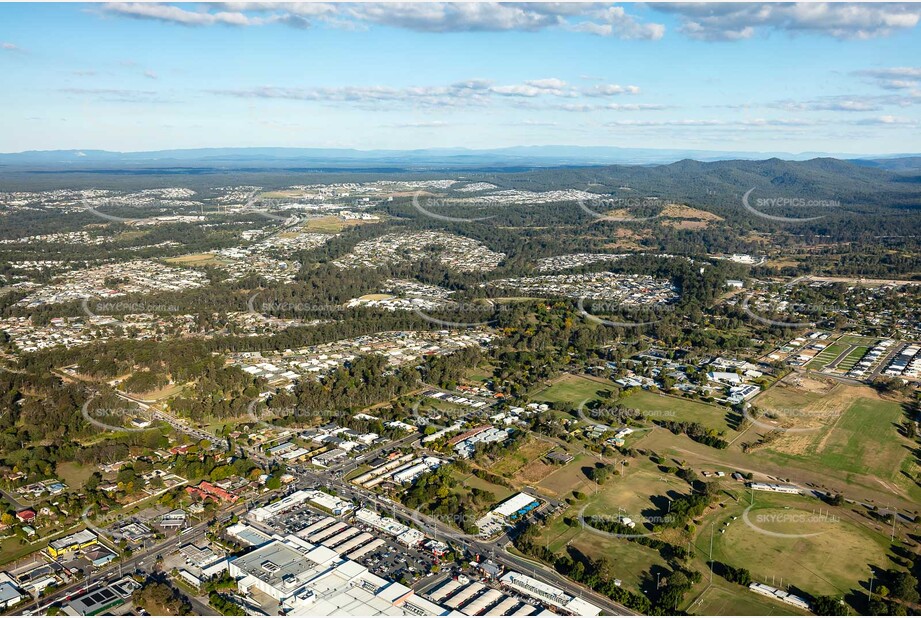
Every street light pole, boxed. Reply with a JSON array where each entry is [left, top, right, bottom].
[[709, 524, 714, 582]]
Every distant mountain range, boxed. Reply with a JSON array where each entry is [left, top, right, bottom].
[[1, 146, 919, 170]]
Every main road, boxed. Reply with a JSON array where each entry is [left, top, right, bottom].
[[320, 476, 636, 616]]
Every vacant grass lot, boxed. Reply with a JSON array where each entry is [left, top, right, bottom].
[[619, 390, 739, 435], [763, 397, 909, 479], [490, 436, 554, 478], [302, 215, 370, 233], [533, 516, 668, 592], [531, 374, 615, 406], [835, 345, 871, 372], [164, 252, 223, 266], [56, 461, 95, 490], [806, 342, 848, 370], [534, 453, 605, 498], [451, 469, 516, 506]]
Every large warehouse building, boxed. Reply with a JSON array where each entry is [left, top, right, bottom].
[[228, 537, 448, 615]]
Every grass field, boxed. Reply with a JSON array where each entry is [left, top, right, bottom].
[[706, 492, 890, 598], [533, 516, 668, 591], [465, 365, 494, 383], [579, 457, 686, 524], [133, 382, 185, 402], [528, 450, 687, 592], [532, 374, 615, 406], [533, 453, 604, 498], [164, 252, 222, 266], [490, 436, 554, 478], [302, 215, 371, 233], [806, 342, 848, 370], [834, 345, 870, 372], [619, 390, 739, 435], [357, 293, 394, 301], [761, 397, 910, 480], [838, 334, 878, 346], [452, 470, 516, 504], [260, 189, 307, 198], [686, 583, 808, 616], [749, 378, 861, 434], [56, 461, 96, 490]]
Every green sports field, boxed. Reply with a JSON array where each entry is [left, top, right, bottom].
[[705, 492, 890, 598], [686, 583, 808, 616]]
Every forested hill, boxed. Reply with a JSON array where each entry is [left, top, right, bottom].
[[486, 157, 921, 212], [852, 156, 921, 173], [0, 155, 918, 219]]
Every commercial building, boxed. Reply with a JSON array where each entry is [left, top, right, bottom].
[[61, 578, 140, 616], [354, 508, 409, 537], [500, 571, 602, 616], [492, 493, 540, 520], [228, 537, 450, 615], [158, 509, 188, 528], [0, 582, 22, 610], [47, 529, 98, 558], [227, 522, 273, 547], [250, 489, 353, 522], [186, 481, 239, 504]]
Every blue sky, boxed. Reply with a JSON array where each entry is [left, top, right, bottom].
[[1, 2, 920, 154]]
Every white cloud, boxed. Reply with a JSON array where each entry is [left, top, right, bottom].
[[104, 3, 267, 26], [554, 102, 668, 112], [101, 2, 666, 40], [605, 118, 822, 127], [771, 92, 921, 112], [655, 3, 921, 41], [853, 115, 918, 126], [390, 120, 454, 128], [568, 6, 665, 40], [855, 66, 921, 91], [346, 3, 561, 33], [58, 87, 169, 103], [526, 78, 568, 90], [214, 78, 593, 106], [2, 42, 23, 52], [144, 69, 158, 79], [586, 84, 641, 96], [771, 96, 883, 112]]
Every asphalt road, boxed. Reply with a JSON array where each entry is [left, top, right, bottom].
[[343, 483, 636, 616]]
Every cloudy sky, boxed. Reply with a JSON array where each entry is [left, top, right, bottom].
[[1, 2, 920, 154]]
